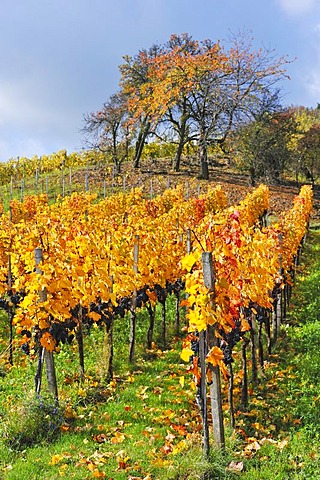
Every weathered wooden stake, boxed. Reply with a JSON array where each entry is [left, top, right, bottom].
[[8, 251, 14, 366], [129, 235, 139, 363], [174, 290, 180, 337], [202, 252, 225, 449], [198, 329, 210, 457], [34, 247, 59, 401], [250, 314, 258, 386], [228, 363, 235, 429], [241, 336, 250, 407], [76, 304, 85, 381], [146, 302, 155, 350]]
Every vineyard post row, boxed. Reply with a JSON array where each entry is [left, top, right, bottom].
[[181, 184, 312, 454], [0, 183, 313, 458]]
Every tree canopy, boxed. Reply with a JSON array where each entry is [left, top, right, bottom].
[[83, 31, 319, 183]]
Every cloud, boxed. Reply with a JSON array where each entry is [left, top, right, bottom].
[[277, 0, 316, 15], [306, 66, 320, 103]]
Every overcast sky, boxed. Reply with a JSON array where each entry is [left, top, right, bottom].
[[0, 0, 319, 162]]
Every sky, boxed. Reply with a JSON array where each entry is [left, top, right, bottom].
[[0, 0, 320, 162]]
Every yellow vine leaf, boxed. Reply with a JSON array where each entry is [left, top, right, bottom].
[[88, 311, 101, 321], [206, 346, 224, 366], [181, 251, 200, 272], [40, 332, 56, 352], [180, 346, 194, 362], [240, 318, 251, 332]]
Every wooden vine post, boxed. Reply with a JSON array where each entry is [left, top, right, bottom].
[[34, 247, 59, 402], [69, 167, 73, 195], [76, 303, 85, 382], [202, 252, 225, 449], [272, 233, 283, 347], [146, 301, 155, 349], [250, 312, 258, 386], [129, 235, 139, 363], [7, 253, 14, 366], [241, 336, 250, 407], [8, 206, 14, 365], [174, 286, 180, 337], [102, 274, 114, 381], [197, 326, 210, 457]]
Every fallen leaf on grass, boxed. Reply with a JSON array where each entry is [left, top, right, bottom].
[[172, 440, 187, 455], [151, 458, 173, 467], [58, 464, 69, 476], [49, 454, 65, 466], [111, 431, 126, 444], [92, 469, 106, 478], [171, 424, 188, 436], [93, 433, 108, 443], [116, 450, 131, 470], [226, 461, 244, 473], [277, 439, 289, 450], [244, 440, 261, 456]]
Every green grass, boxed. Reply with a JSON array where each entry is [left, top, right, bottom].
[[0, 297, 235, 479], [0, 233, 320, 479], [235, 229, 320, 479]]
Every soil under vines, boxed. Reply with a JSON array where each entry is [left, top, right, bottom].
[[76, 157, 320, 221]]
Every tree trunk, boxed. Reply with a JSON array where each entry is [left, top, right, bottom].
[[173, 114, 188, 172], [199, 129, 209, 180], [174, 138, 185, 172], [133, 120, 150, 168]]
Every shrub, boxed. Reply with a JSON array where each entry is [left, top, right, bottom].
[[4, 393, 64, 450]]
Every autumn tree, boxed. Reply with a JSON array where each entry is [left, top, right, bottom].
[[119, 32, 290, 179], [297, 123, 320, 184], [84, 32, 290, 178], [119, 45, 163, 168], [82, 92, 130, 174], [233, 109, 297, 185], [159, 34, 202, 172], [287, 106, 320, 182]]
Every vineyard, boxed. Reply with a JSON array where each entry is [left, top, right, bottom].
[[0, 176, 317, 479]]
